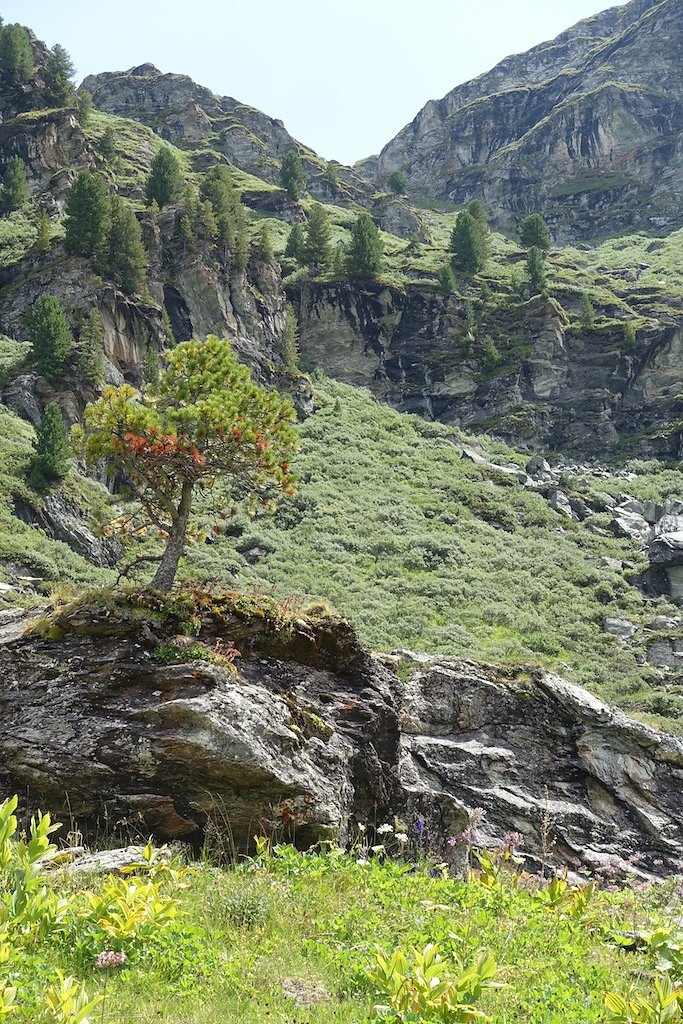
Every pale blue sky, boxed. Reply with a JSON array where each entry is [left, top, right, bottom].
[[3, 0, 627, 164]]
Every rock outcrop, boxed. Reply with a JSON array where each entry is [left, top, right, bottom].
[[360, 0, 683, 241], [1, 594, 681, 876], [294, 280, 683, 456]]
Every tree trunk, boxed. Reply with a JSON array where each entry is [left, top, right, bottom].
[[150, 480, 194, 591]]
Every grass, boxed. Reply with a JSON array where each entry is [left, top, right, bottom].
[[182, 375, 683, 730], [7, 829, 683, 1024]]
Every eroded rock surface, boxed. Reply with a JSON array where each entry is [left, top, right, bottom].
[[0, 600, 681, 875]]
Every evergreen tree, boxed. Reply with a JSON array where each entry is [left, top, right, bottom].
[[35, 212, 51, 253], [580, 293, 595, 330], [480, 334, 501, 371], [467, 200, 490, 235], [624, 320, 637, 350], [43, 44, 76, 105], [480, 280, 492, 303], [78, 309, 105, 385], [145, 146, 184, 208], [332, 242, 347, 276], [106, 196, 147, 294], [387, 170, 408, 195], [304, 202, 331, 270], [76, 90, 93, 127], [143, 348, 161, 387], [346, 212, 384, 279], [1, 155, 27, 212], [256, 223, 274, 262], [25, 295, 73, 381], [64, 171, 110, 262], [30, 403, 71, 488], [98, 127, 116, 162], [322, 162, 339, 192], [450, 210, 486, 274], [437, 262, 457, 296], [280, 150, 305, 200], [200, 165, 248, 269], [284, 222, 306, 263], [200, 199, 218, 240], [281, 303, 300, 373], [520, 213, 551, 251], [526, 246, 546, 294], [0, 23, 34, 83], [180, 212, 197, 253]]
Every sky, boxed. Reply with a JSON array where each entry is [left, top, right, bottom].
[[3, 0, 628, 165]]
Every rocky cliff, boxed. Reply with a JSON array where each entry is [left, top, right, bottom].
[[361, 0, 683, 241], [1, 594, 681, 877], [295, 280, 683, 456]]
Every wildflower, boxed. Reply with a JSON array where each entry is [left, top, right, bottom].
[[377, 823, 394, 835], [356, 858, 369, 866], [416, 818, 425, 836], [447, 836, 458, 847], [395, 832, 408, 845], [628, 851, 646, 865], [467, 807, 486, 826], [371, 845, 385, 855], [357, 823, 367, 834], [499, 831, 524, 856], [95, 950, 127, 970], [653, 859, 664, 867]]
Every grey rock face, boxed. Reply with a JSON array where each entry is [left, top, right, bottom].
[[13, 494, 121, 568], [603, 617, 638, 640], [360, 0, 683, 241], [295, 280, 683, 456], [0, 609, 681, 875]]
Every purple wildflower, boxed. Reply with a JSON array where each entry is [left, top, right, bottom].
[[95, 950, 127, 970], [416, 818, 425, 836]]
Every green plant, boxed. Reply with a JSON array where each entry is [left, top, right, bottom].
[[605, 975, 683, 1024], [368, 943, 500, 1022], [43, 972, 103, 1024]]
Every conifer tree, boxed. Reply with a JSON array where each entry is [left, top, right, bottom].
[[106, 196, 147, 294], [437, 262, 457, 296], [520, 213, 551, 252], [98, 127, 116, 162], [280, 151, 305, 200], [346, 212, 383, 279], [143, 348, 160, 387], [64, 171, 110, 262], [77, 309, 105, 386], [256, 223, 274, 261], [450, 211, 486, 274], [580, 293, 595, 330], [281, 303, 300, 373], [25, 295, 73, 381], [467, 199, 491, 263], [76, 90, 93, 127], [43, 44, 76, 105], [387, 170, 408, 195], [35, 212, 51, 253], [322, 162, 339, 192], [200, 199, 218, 240], [526, 246, 546, 294], [30, 403, 71, 488], [200, 165, 248, 269], [304, 202, 331, 270], [0, 23, 34, 83], [623, 321, 637, 350], [180, 212, 197, 253], [1, 155, 27, 212], [332, 242, 347, 276], [145, 146, 184, 208], [284, 222, 305, 263]]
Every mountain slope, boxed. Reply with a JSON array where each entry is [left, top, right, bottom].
[[361, 0, 683, 241]]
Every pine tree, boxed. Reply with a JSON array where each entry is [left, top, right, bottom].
[[1, 155, 27, 212], [43, 44, 76, 106], [284, 222, 306, 263], [623, 320, 637, 350], [280, 151, 305, 200], [145, 146, 184, 208], [480, 334, 501, 371], [332, 242, 347, 276], [200, 165, 248, 269], [64, 171, 110, 262], [346, 212, 384, 278], [30, 403, 71, 488], [450, 211, 486, 274], [580, 293, 595, 330], [77, 309, 105, 386], [98, 127, 116, 162], [106, 196, 147, 294], [35, 212, 51, 253], [76, 90, 93, 127], [200, 199, 218, 240], [304, 203, 331, 270], [180, 212, 197, 253], [387, 170, 408, 195], [25, 295, 73, 381], [520, 213, 551, 251], [526, 246, 546, 294], [255, 223, 273, 262], [437, 262, 457, 296], [322, 162, 339, 192], [0, 23, 34, 83], [143, 348, 160, 386], [467, 199, 491, 264], [281, 303, 300, 373]]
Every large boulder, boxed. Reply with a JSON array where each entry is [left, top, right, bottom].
[[1, 595, 682, 875]]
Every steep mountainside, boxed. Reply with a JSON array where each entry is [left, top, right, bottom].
[[361, 0, 683, 241]]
